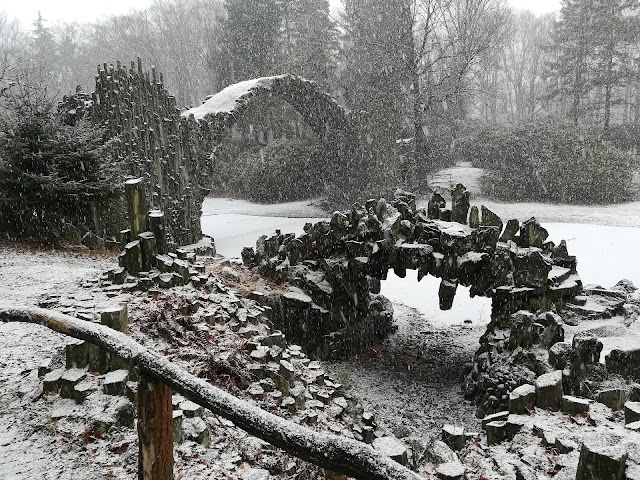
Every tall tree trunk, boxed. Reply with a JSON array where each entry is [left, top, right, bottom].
[[282, 0, 294, 71], [603, 48, 614, 130], [529, 54, 540, 121], [594, 85, 602, 124], [411, 71, 427, 161], [623, 85, 630, 123], [572, 68, 582, 126], [635, 82, 640, 125]]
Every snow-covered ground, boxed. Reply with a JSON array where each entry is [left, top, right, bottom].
[[2, 177, 639, 478], [470, 200, 640, 229], [423, 161, 640, 228], [0, 247, 112, 306], [428, 161, 484, 196], [0, 247, 118, 479]]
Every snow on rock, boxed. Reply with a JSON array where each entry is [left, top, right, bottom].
[[240, 468, 271, 480], [433, 220, 473, 237], [576, 432, 629, 480], [372, 436, 408, 465], [182, 76, 279, 120], [436, 461, 465, 480]]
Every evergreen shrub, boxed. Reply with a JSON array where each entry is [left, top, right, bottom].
[[0, 93, 122, 242], [214, 138, 329, 203], [458, 122, 638, 204]]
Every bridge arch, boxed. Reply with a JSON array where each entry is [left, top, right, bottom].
[[87, 60, 361, 246], [241, 184, 582, 360], [182, 75, 361, 205], [182, 75, 357, 144]]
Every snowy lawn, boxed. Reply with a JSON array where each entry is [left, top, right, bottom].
[[201, 213, 325, 258]]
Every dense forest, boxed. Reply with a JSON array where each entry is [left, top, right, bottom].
[[3, 0, 640, 129], [0, 0, 639, 241]]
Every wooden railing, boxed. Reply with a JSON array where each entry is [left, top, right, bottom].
[[0, 306, 425, 480]]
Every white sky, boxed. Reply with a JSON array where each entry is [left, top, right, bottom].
[[1, 0, 154, 27], [1, 0, 561, 28], [509, 0, 560, 15]]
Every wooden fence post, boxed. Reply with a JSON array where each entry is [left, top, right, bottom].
[[137, 373, 173, 480]]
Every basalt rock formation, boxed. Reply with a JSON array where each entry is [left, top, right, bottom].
[[241, 185, 582, 363]]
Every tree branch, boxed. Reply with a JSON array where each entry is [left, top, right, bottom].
[[0, 305, 424, 480]]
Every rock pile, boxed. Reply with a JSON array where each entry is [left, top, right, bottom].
[[460, 400, 640, 479], [106, 178, 216, 293], [464, 279, 640, 418], [38, 304, 136, 436], [242, 185, 582, 362], [462, 371, 640, 479], [36, 247, 413, 476]]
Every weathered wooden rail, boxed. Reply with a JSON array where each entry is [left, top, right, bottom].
[[0, 306, 425, 480]]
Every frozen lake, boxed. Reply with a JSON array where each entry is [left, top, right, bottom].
[[201, 212, 640, 326]]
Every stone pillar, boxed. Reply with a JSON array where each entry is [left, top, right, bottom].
[[119, 229, 131, 251], [101, 305, 129, 333], [428, 193, 446, 220], [468, 206, 479, 229], [451, 184, 470, 224], [138, 232, 157, 271], [123, 240, 142, 275], [125, 178, 149, 238], [576, 434, 627, 480], [480, 206, 503, 232], [499, 219, 520, 243], [148, 210, 168, 255]]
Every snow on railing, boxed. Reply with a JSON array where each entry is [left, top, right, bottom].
[[0, 306, 424, 480]]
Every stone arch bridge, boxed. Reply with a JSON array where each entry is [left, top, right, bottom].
[[76, 59, 360, 246], [241, 185, 583, 360], [77, 60, 582, 353], [80, 63, 621, 421]]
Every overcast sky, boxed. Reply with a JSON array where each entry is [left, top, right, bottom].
[[2, 0, 561, 28]]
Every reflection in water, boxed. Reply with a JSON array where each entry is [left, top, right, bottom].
[[380, 270, 491, 326]]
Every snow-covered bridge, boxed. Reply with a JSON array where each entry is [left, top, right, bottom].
[[85, 60, 361, 246], [182, 74, 355, 142]]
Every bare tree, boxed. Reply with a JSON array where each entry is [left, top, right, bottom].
[[498, 11, 553, 124], [0, 12, 29, 101], [409, 0, 508, 138]]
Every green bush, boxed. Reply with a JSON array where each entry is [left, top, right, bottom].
[[214, 138, 330, 203], [602, 124, 640, 153], [460, 122, 638, 204], [0, 90, 122, 242]]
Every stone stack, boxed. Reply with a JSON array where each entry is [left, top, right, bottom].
[[37, 303, 139, 434], [78, 58, 361, 246], [87, 59, 209, 246], [243, 185, 582, 364], [109, 178, 216, 291], [466, 283, 640, 418]]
